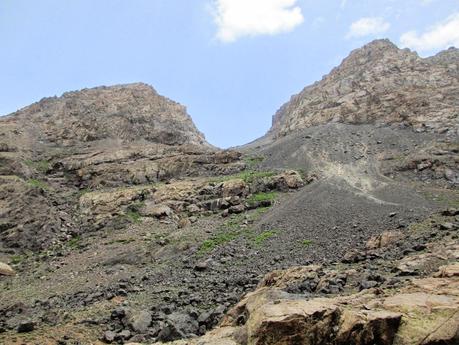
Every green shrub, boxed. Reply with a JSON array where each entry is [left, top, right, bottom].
[[27, 179, 49, 190], [253, 230, 277, 246], [244, 156, 265, 167], [247, 192, 277, 205], [211, 170, 276, 184], [126, 210, 142, 223], [300, 239, 313, 247], [24, 159, 50, 173], [199, 231, 240, 254], [67, 236, 82, 249]]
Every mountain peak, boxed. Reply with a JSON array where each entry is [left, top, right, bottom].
[[269, 40, 458, 138], [6, 83, 209, 147]]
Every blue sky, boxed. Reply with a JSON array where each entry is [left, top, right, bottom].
[[1, 0, 458, 147]]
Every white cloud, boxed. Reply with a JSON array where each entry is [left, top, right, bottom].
[[400, 13, 459, 52], [213, 0, 304, 43], [346, 17, 391, 39]]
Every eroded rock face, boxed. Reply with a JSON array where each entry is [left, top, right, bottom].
[[6, 83, 207, 147], [269, 40, 458, 138]]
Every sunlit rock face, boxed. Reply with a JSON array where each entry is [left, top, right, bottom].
[[270, 39, 459, 138]]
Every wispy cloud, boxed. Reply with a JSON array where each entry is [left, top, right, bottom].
[[212, 0, 304, 43], [346, 17, 391, 39], [400, 12, 459, 52]]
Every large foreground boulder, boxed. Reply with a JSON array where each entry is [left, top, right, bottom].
[[0, 262, 15, 276], [154, 263, 459, 345]]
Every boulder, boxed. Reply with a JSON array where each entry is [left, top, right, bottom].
[[270, 170, 304, 191], [127, 310, 152, 333], [158, 312, 199, 342], [228, 204, 245, 214], [221, 179, 248, 198], [435, 263, 459, 278], [17, 320, 35, 333], [141, 203, 173, 219], [0, 262, 15, 276], [366, 231, 403, 250], [186, 204, 201, 214]]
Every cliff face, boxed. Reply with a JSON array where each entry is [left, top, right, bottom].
[[5, 82, 208, 148], [270, 39, 458, 137]]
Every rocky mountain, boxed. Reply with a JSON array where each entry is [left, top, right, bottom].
[[0, 83, 244, 251], [0, 40, 458, 345], [269, 39, 458, 138], [4, 82, 207, 148]]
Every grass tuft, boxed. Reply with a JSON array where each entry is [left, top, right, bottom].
[[67, 236, 82, 249], [247, 192, 277, 206], [244, 156, 265, 168], [253, 230, 277, 246], [24, 159, 50, 173], [27, 179, 49, 190], [300, 239, 313, 247], [126, 210, 142, 223]]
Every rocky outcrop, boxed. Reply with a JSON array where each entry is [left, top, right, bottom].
[[156, 261, 459, 345], [269, 39, 458, 138], [0, 84, 247, 251], [4, 83, 207, 147]]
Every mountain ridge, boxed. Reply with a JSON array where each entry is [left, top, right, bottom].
[[269, 38, 458, 139], [0, 39, 458, 345]]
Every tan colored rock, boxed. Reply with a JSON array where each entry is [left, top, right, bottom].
[[141, 203, 173, 219], [270, 40, 458, 138], [79, 186, 151, 217], [178, 217, 191, 228], [336, 310, 402, 345], [435, 263, 459, 278], [221, 179, 248, 198], [248, 298, 340, 345], [412, 277, 459, 296], [258, 265, 321, 289], [383, 292, 459, 310], [396, 252, 443, 275], [366, 231, 404, 250], [0, 262, 15, 276], [384, 292, 459, 344], [270, 170, 304, 190], [151, 326, 242, 345]]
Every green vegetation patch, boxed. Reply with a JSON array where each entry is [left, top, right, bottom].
[[247, 192, 277, 206], [211, 170, 276, 184], [300, 239, 313, 247], [421, 190, 459, 208], [67, 236, 82, 249], [24, 159, 50, 173], [237, 171, 276, 184], [244, 156, 265, 168], [253, 230, 277, 246], [27, 179, 49, 190], [10, 255, 26, 265], [126, 210, 142, 223], [198, 207, 274, 255], [199, 231, 240, 254]]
